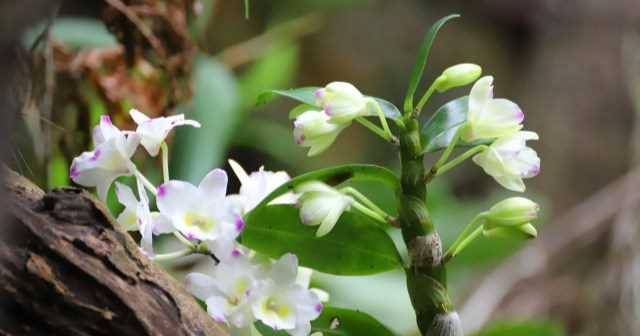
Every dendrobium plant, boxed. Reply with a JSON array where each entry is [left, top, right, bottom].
[[69, 15, 542, 336]]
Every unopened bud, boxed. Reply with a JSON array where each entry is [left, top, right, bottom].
[[485, 197, 539, 229], [434, 63, 482, 93], [483, 223, 537, 240]]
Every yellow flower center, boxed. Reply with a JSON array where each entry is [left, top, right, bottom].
[[263, 296, 290, 318], [183, 212, 215, 231]]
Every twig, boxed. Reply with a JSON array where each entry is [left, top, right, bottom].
[[216, 14, 321, 69], [103, 0, 166, 59]]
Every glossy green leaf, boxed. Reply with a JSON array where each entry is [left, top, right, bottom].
[[243, 205, 403, 275], [255, 306, 395, 336], [172, 54, 238, 183], [473, 320, 565, 336], [258, 87, 402, 120], [372, 97, 402, 119], [403, 14, 460, 114], [420, 96, 468, 153], [252, 164, 399, 210], [257, 87, 319, 107]]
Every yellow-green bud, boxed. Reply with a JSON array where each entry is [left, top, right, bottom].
[[484, 197, 539, 229], [483, 223, 537, 240], [434, 63, 482, 93]]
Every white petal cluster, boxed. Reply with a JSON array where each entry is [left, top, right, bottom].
[[70, 116, 140, 201], [292, 82, 371, 156], [472, 131, 540, 192], [462, 76, 541, 192], [186, 253, 322, 336], [314, 82, 369, 124], [295, 182, 353, 237], [156, 169, 241, 243], [114, 181, 173, 255], [463, 76, 524, 142], [130, 109, 200, 156], [227, 159, 297, 215], [293, 110, 348, 157]]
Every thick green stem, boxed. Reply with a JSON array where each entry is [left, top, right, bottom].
[[398, 118, 455, 335]]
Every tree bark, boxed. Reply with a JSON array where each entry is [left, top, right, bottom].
[[0, 168, 227, 336]]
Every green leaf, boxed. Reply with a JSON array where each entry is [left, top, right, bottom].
[[403, 14, 460, 114], [243, 205, 403, 275], [252, 164, 399, 210], [255, 306, 395, 335], [473, 320, 565, 336], [312, 306, 395, 336], [258, 87, 402, 120], [257, 87, 319, 107], [420, 96, 468, 153], [172, 54, 238, 183], [372, 97, 402, 119]]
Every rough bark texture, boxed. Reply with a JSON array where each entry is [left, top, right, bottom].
[[0, 168, 227, 336]]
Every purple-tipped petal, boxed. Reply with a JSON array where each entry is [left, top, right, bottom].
[[235, 216, 245, 232], [157, 184, 167, 197], [101, 115, 112, 125], [515, 108, 525, 123], [315, 303, 323, 313], [69, 165, 79, 178], [90, 149, 102, 161]]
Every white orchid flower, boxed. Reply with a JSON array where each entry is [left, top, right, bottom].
[[70, 115, 140, 201], [293, 110, 347, 156], [156, 168, 241, 242], [185, 254, 262, 328], [251, 254, 322, 336], [227, 159, 297, 215], [129, 109, 200, 156], [473, 131, 541, 192], [462, 76, 524, 142], [294, 182, 353, 237], [114, 180, 172, 256], [314, 81, 369, 124]]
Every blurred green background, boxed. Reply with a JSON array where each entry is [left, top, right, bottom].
[[11, 0, 640, 335]]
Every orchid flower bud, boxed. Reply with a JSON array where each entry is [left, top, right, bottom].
[[484, 197, 540, 229], [472, 130, 541, 192], [462, 76, 524, 142], [294, 182, 353, 237], [433, 63, 482, 93], [315, 81, 369, 124], [293, 110, 347, 156], [129, 109, 200, 156], [483, 223, 537, 240]]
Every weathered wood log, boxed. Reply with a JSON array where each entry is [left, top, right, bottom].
[[0, 169, 227, 335]]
